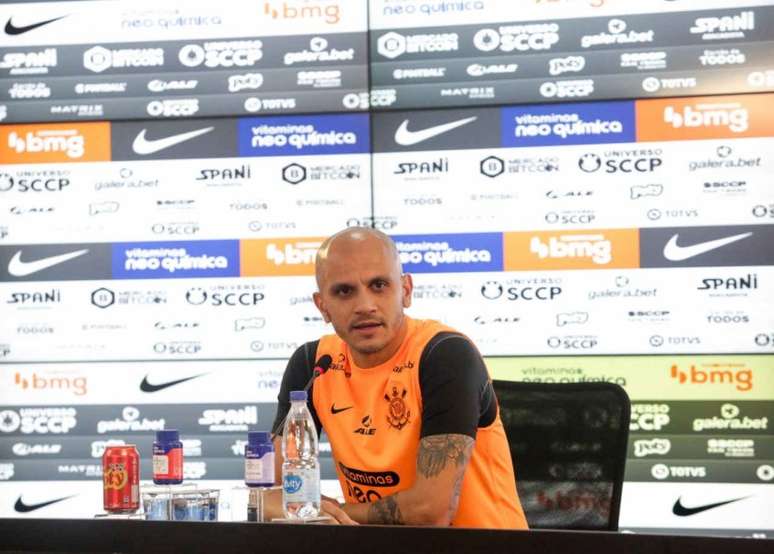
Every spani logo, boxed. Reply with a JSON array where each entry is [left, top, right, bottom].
[[283, 474, 303, 493]]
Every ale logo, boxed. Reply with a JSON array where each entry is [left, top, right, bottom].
[[283, 474, 303, 494], [103, 463, 128, 490]]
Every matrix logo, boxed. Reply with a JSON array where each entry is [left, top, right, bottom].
[[670, 363, 752, 391], [264, 1, 341, 24], [664, 103, 748, 133]]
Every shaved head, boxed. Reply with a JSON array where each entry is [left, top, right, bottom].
[[315, 227, 402, 289], [312, 227, 412, 368]]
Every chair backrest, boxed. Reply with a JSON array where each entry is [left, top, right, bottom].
[[492, 380, 630, 531]]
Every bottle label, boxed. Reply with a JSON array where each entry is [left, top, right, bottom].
[[152, 448, 182, 480], [283, 467, 320, 503], [245, 452, 274, 485]]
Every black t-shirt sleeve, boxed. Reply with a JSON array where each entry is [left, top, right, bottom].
[[271, 341, 323, 437], [419, 333, 496, 439]]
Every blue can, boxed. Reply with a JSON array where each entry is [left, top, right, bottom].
[[245, 431, 274, 487]]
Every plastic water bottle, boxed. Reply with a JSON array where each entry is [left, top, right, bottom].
[[282, 390, 320, 519]]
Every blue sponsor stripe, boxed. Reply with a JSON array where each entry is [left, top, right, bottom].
[[238, 113, 370, 157], [500, 100, 636, 148], [111, 240, 240, 279], [392, 233, 503, 274]]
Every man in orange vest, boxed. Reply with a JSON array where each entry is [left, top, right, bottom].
[[271, 227, 527, 528]]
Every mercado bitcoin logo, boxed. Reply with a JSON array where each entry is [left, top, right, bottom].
[[240, 237, 323, 276], [504, 229, 638, 271]]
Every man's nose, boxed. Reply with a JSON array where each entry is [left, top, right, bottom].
[[353, 291, 378, 314]]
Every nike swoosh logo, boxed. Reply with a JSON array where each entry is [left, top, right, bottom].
[[8, 249, 88, 277], [14, 494, 76, 513], [663, 232, 752, 262], [5, 15, 67, 35], [140, 373, 206, 393], [394, 116, 477, 146], [132, 127, 214, 155], [331, 404, 353, 415], [672, 496, 748, 516]]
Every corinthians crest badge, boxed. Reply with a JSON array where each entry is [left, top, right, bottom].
[[385, 385, 410, 430]]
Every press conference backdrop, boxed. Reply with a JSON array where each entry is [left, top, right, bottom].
[[0, 0, 772, 537]]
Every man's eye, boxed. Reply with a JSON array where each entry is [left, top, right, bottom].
[[373, 280, 387, 290], [335, 287, 351, 296]]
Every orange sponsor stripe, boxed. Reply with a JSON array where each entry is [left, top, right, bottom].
[[240, 237, 324, 277], [636, 93, 774, 142], [504, 228, 639, 271], [0, 121, 111, 164]]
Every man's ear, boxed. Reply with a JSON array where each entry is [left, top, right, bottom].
[[401, 273, 413, 309], [313, 292, 330, 323]]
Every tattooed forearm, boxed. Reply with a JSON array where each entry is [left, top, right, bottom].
[[368, 495, 404, 524], [417, 434, 474, 478]]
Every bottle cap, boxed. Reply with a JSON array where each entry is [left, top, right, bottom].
[[289, 390, 307, 402], [156, 429, 179, 442], [248, 431, 272, 445]]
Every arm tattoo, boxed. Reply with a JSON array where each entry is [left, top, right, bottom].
[[368, 495, 404, 524], [417, 434, 474, 478]]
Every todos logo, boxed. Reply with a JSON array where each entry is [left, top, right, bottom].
[[394, 233, 503, 274], [112, 240, 239, 279]]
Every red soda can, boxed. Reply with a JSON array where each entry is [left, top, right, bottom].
[[102, 445, 140, 513]]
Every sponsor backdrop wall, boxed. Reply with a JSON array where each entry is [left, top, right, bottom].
[[0, 0, 772, 536]]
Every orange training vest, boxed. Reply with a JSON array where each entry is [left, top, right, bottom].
[[312, 317, 528, 529]]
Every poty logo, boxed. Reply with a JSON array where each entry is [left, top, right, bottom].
[[664, 103, 749, 133], [178, 41, 263, 69], [671, 364, 753, 392], [264, 1, 341, 24], [229, 73, 263, 93], [83, 46, 163, 73], [265, 241, 320, 265], [530, 234, 611, 264], [377, 31, 458, 59], [7, 130, 84, 159], [633, 438, 671, 457], [548, 56, 585, 76]]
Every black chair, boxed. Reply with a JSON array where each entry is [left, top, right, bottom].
[[492, 380, 631, 531]]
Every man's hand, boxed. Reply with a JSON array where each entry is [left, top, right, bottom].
[[342, 433, 475, 525], [321, 499, 358, 525]]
